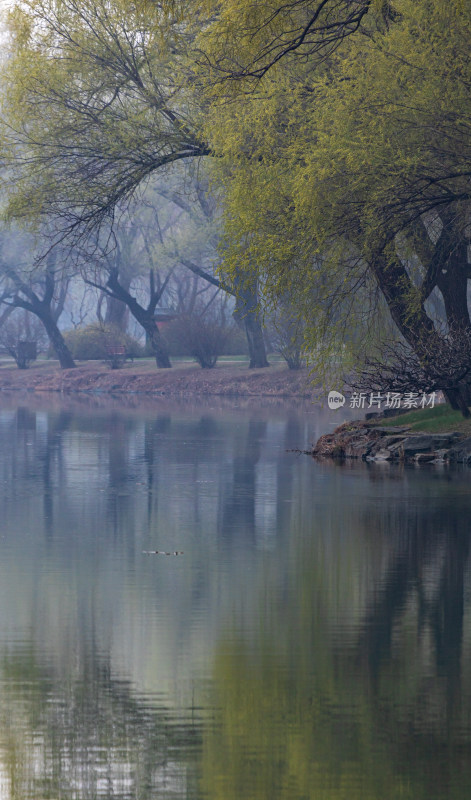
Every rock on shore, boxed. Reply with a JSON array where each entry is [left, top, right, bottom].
[[312, 421, 471, 464]]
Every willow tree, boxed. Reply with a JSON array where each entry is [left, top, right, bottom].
[[0, 0, 269, 369], [197, 0, 371, 81], [198, 0, 471, 412], [0, 229, 76, 368], [0, 0, 205, 368]]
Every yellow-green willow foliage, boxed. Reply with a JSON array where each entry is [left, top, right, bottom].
[[3, 0, 471, 382], [1, 0, 207, 237], [198, 0, 471, 378]]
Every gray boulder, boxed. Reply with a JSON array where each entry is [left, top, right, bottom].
[[401, 436, 436, 453]]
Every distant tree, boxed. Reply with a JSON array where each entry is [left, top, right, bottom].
[[1, 0, 270, 368], [267, 303, 306, 370], [79, 173, 269, 368], [0, 308, 48, 368], [170, 313, 229, 369], [155, 175, 269, 368], [0, 231, 75, 368], [83, 211, 174, 368], [163, 274, 234, 367]]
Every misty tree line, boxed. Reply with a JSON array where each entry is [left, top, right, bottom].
[[0, 171, 304, 370]]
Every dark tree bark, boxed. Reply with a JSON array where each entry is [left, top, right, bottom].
[[436, 244, 471, 411], [371, 236, 471, 417], [234, 285, 270, 368], [39, 308, 76, 368], [1, 263, 76, 369], [105, 295, 130, 331], [421, 211, 471, 413], [371, 251, 438, 352], [5, 298, 76, 369], [104, 270, 131, 331], [434, 211, 471, 332], [142, 317, 171, 368], [98, 269, 172, 368]]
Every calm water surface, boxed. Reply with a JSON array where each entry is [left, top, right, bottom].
[[0, 393, 470, 799]]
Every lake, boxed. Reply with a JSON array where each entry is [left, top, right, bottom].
[[0, 393, 470, 799]]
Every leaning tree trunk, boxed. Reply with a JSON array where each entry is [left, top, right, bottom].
[[39, 309, 76, 369], [13, 295, 76, 369], [178, 257, 269, 368], [105, 270, 172, 369], [372, 250, 471, 416], [105, 272, 132, 331], [436, 237, 471, 412]]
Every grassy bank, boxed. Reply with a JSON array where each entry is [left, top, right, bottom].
[[370, 404, 471, 436], [0, 359, 312, 398]]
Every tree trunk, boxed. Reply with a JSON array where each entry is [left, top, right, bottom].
[[245, 311, 270, 368], [372, 251, 438, 352], [143, 319, 172, 368], [372, 245, 471, 417], [444, 388, 470, 417], [105, 271, 132, 331], [178, 258, 269, 368], [11, 295, 76, 369], [105, 294, 130, 331], [104, 271, 172, 368], [234, 283, 269, 368], [39, 309, 76, 369], [436, 240, 470, 331], [436, 220, 471, 415]]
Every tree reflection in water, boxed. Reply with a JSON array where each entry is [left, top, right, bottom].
[[202, 495, 471, 800], [0, 399, 469, 799], [0, 646, 201, 799]]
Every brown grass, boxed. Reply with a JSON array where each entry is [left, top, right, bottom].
[[0, 358, 314, 398]]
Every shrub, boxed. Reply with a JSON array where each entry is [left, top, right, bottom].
[[62, 324, 145, 361], [162, 314, 230, 368], [160, 319, 248, 358], [0, 310, 48, 368]]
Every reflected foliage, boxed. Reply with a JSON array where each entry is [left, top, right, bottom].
[[0, 400, 470, 799], [202, 501, 471, 800], [0, 646, 200, 800]]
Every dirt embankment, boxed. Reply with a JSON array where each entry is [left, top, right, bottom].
[[0, 360, 313, 398]]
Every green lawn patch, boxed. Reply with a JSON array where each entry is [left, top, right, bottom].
[[369, 404, 471, 435]]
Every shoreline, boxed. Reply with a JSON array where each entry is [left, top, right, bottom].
[[0, 360, 313, 399], [312, 416, 471, 465]]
